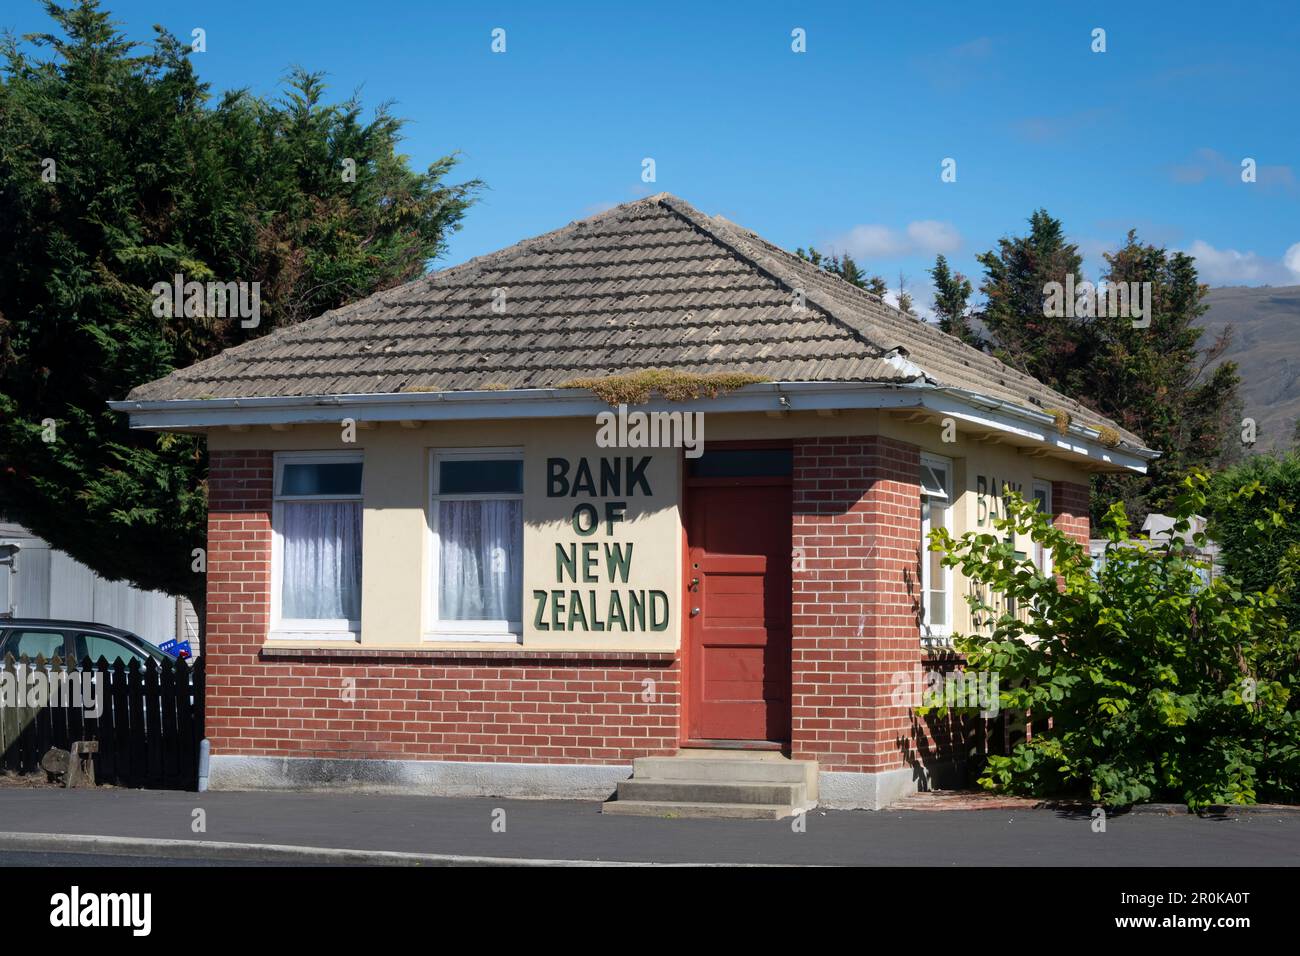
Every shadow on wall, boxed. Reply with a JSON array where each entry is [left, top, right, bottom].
[[899, 650, 978, 793]]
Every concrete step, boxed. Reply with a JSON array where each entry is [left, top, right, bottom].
[[616, 779, 802, 806], [601, 799, 797, 820], [602, 754, 820, 819], [633, 756, 818, 801]]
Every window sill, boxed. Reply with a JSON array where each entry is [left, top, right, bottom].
[[268, 629, 360, 643], [423, 630, 521, 645], [258, 644, 678, 663]]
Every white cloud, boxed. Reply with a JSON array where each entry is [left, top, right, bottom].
[[1077, 237, 1119, 264], [1186, 239, 1298, 285], [836, 224, 907, 258], [828, 221, 962, 260], [906, 220, 962, 254], [1170, 148, 1295, 191], [913, 36, 996, 92], [884, 277, 938, 324], [1012, 109, 1108, 145], [1284, 242, 1300, 280], [1188, 240, 1267, 283]]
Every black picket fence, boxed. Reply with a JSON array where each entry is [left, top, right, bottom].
[[0, 654, 205, 790]]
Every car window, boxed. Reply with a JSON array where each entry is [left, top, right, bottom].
[[127, 635, 177, 663], [5, 630, 68, 661], [77, 633, 149, 667]]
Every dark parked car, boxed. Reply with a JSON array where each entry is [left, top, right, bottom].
[[0, 619, 183, 667]]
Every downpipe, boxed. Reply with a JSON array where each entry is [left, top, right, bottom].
[[197, 738, 210, 793]]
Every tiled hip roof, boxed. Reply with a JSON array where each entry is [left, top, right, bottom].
[[125, 193, 1143, 448]]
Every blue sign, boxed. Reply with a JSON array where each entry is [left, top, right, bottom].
[[159, 638, 193, 658]]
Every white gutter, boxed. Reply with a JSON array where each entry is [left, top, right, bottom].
[[109, 380, 1156, 473], [926, 386, 1158, 466], [110, 382, 910, 426]]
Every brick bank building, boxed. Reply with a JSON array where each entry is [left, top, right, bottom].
[[116, 195, 1154, 812]]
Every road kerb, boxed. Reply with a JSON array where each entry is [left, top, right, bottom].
[[0, 830, 754, 866]]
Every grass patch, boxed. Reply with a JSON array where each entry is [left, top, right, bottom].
[[559, 369, 768, 405], [1044, 407, 1072, 433]]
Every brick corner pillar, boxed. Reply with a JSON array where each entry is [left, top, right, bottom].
[[1051, 479, 1092, 549], [205, 450, 274, 754], [790, 435, 922, 796]]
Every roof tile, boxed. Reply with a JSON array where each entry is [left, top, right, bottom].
[[126, 194, 1142, 446]]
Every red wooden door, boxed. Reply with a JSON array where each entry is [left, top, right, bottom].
[[686, 478, 792, 743]]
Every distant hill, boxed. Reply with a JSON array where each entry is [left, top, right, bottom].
[[1199, 285, 1300, 452]]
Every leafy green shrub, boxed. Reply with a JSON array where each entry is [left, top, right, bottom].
[[927, 473, 1300, 809], [1207, 452, 1300, 635]]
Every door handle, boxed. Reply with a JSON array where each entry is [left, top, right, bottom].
[[690, 608, 700, 617]]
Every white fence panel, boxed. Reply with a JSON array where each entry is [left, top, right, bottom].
[[10, 544, 51, 618], [92, 573, 177, 645], [2, 529, 184, 647], [49, 549, 95, 620]]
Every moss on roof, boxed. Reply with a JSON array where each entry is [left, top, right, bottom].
[[559, 369, 768, 405]]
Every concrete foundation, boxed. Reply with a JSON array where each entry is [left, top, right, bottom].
[[817, 767, 918, 810], [209, 755, 633, 800], [210, 754, 955, 810]]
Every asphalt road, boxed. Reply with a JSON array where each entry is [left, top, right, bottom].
[[0, 787, 1297, 865]]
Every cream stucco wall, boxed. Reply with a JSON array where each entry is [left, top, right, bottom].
[[213, 418, 681, 652], [211, 409, 1093, 651]]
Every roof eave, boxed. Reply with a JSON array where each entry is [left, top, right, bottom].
[[930, 386, 1158, 464], [109, 381, 1155, 473]]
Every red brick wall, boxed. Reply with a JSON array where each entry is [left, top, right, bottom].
[[205, 447, 1080, 775], [789, 436, 925, 774], [1051, 480, 1091, 548], [205, 449, 678, 764], [206, 450, 274, 660]]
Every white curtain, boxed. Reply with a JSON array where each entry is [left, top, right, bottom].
[[439, 499, 522, 622], [282, 502, 362, 621]]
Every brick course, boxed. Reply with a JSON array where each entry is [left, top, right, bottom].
[[790, 436, 928, 775], [1051, 480, 1092, 548], [205, 449, 678, 763]]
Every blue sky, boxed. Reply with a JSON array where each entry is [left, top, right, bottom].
[[8, 0, 1299, 314]]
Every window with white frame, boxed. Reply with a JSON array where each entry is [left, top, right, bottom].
[[1031, 481, 1053, 577], [272, 452, 363, 638], [428, 449, 523, 641], [919, 454, 953, 642]]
